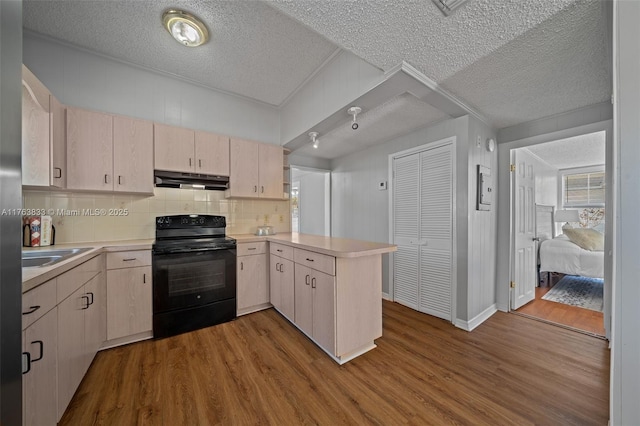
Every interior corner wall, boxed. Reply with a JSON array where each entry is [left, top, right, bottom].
[[279, 50, 384, 145], [22, 32, 281, 145], [465, 116, 498, 323], [330, 116, 469, 307]]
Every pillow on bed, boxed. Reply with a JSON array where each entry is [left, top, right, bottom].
[[563, 228, 604, 251]]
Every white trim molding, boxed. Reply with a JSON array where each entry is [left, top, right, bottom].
[[455, 304, 498, 332]]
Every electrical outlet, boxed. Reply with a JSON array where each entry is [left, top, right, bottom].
[[264, 214, 269, 224]]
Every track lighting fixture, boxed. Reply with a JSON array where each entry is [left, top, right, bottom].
[[348, 106, 361, 130], [309, 132, 319, 149]]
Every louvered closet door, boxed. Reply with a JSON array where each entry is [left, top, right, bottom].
[[393, 142, 453, 321], [393, 154, 420, 309], [419, 145, 453, 320]]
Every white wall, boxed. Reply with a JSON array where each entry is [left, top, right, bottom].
[[465, 116, 499, 325], [297, 171, 328, 236], [22, 32, 280, 145], [611, 0, 640, 423], [280, 50, 384, 145]]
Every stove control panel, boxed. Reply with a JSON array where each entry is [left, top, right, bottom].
[[156, 215, 226, 229]]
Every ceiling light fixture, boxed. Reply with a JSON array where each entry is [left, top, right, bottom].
[[309, 132, 319, 149], [162, 9, 209, 47], [348, 106, 361, 130]]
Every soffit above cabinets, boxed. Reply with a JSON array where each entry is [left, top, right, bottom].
[[283, 62, 476, 160]]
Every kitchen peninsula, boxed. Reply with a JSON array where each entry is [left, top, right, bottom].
[[234, 232, 396, 364]]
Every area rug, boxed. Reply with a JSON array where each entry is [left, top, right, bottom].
[[542, 275, 604, 312]]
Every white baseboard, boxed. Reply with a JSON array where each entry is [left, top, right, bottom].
[[454, 304, 498, 332], [382, 292, 392, 301], [496, 302, 509, 312]]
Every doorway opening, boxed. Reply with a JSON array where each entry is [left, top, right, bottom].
[[509, 131, 607, 337], [290, 167, 331, 236]]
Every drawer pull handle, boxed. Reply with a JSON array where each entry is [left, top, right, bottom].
[[118, 175, 123, 185], [22, 305, 41, 315], [87, 292, 94, 306], [143, 273, 146, 284], [277, 249, 283, 253], [248, 248, 256, 251], [123, 258, 137, 262], [306, 258, 314, 262], [81, 295, 90, 310], [240, 262, 244, 271], [280, 263, 285, 273], [31, 340, 44, 363], [199, 159, 202, 168]]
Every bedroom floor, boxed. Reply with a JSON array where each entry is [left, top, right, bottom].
[[514, 273, 606, 337]]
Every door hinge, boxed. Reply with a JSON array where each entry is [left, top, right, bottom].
[[510, 281, 516, 288], [510, 164, 516, 172]]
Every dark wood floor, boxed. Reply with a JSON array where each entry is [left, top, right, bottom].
[[516, 274, 605, 336], [60, 301, 609, 425]]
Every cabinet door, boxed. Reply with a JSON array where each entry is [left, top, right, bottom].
[[66, 107, 113, 191], [237, 254, 269, 313], [57, 286, 87, 420], [258, 143, 283, 199], [84, 273, 106, 365], [312, 271, 336, 354], [107, 266, 152, 340], [21, 84, 51, 186], [50, 96, 66, 188], [269, 255, 282, 312], [279, 258, 295, 321], [154, 123, 195, 173], [23, 307, 58, 426], [195, 130, 230, 176], [229, 137, 259, 197], [113, 115, 154, 193], [294, 264, 313, 335]]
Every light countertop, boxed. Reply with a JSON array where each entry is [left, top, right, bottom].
[[22, 239, 153, 292], [231, 233, 397, 258]]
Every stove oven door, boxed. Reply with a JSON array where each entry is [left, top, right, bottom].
[[152, 248, 236, 314]]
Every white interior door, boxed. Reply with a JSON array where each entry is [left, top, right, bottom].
[[511, 149, 537, 309], [392, 141, 454, 321]]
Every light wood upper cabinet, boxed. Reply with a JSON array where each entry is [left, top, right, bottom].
[[227, 137, 284, 199], [153, 123, 194, 173], [113, 116, 154, 193], [21, 65, 66, 188], [66, 107, 113, 191], [195, 130, 230, 176], [259, 143, 284, 199]]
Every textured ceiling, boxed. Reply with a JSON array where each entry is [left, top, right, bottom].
[[22, 0, 339, 106], [22, 0, 612, 159], [526, 131, 605, 170], [293, 93, 449, 160], [270, 0, 611, 128]]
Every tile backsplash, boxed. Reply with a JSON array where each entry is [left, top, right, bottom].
[[23, 188, 291, 243]]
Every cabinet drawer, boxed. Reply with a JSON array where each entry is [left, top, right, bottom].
[[22, 278, 57, 330], [107, 250, 151, 270], [57, 254, 104, 303], [294, 248, 335, 276], [270, 242, 294, 261], [237, 242, 267, 256]]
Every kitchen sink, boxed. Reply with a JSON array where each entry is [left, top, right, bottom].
[[22, 247, 93, 268]]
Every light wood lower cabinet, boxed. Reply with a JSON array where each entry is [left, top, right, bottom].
[[105, 250, 153, 345], [294, 264, 336, 354], [270, 254, 295, 321], [57, 256, 105, 422], [237, 242, 270, 316], [22, 307, 58, 426]]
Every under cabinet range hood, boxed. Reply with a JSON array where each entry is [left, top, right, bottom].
[[154, 170, 229, 190]]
